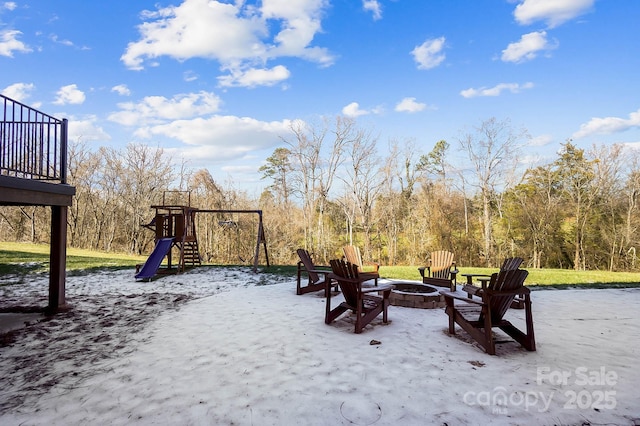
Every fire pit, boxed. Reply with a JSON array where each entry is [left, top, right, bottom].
[[388, 281, 446, 309]]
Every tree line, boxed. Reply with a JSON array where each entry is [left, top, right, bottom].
[[1, 117, 639, 271]]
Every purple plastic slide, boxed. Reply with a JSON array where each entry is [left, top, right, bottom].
[[135, 237, 174, 280]]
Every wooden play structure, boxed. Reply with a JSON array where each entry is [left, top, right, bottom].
[[135, 191, 269, 280]]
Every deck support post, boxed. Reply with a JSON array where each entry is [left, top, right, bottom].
[[48, 205, 69, 314]]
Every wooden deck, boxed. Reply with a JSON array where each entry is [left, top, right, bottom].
[[1, 93, 76, 314], [0, 175, 75, 207]]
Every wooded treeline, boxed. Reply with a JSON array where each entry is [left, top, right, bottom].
[[2, 117, 640, 271]]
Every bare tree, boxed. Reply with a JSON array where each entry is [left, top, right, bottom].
[[340, 126, 383, 259], [457, 118, 528, 267], [285, 117, 348, 260], [623, 153, 640, 269], [382, 138, 427, 263], [590, 143, 626, 270]]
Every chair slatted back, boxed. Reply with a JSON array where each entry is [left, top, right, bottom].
[[342, 245, 364, 271], [330, 258, 360, 307], [486, 268, 529, 322], [429, 250, 455, 279], [297, 249, 320, 284], [500, 257, 524, 271]]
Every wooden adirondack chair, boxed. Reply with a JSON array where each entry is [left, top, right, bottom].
[[296, 249, 335, 296], [342, 245, 379, 285], [418, 250, 458, 290], [462, 257, 524, 307], [326, 259, 393, 334], [442, 268, 535, 355]]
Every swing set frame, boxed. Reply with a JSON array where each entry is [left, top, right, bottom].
[[144, 191, 270, 273], [197, 209, 270, 272]]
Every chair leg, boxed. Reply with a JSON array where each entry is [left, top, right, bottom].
[[355, 298, 364, 334], [483, 310, 496, 355], [325, 283, 333, 324], [382, 298, 389, 323], [445, 298, 456, 334], [524, 295, 536, 351], [500, 296, 536, 351]]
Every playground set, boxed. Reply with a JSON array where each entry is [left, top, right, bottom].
[[134, 191, 269, 280]]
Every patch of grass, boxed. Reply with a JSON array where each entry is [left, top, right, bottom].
[[0, 242, 146, 276], [2, 242, 639, 288], [379, 265, 640, 288], [261, 263, 640, 288], [453, 266, 640, 287]]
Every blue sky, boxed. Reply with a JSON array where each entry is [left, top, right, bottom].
[[2, 0, 640, 193]]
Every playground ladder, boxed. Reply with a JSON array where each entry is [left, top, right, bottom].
[[181, 240, 201, 269]]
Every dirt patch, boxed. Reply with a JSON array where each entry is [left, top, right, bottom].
[[0, 291, 195, 411]]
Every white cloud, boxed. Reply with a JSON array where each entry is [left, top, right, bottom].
[[111, 84, 131, 96], [514, 0, 594, 28], [624, 142, 640, 151], [108, 90, 291, 165], [529, 134, 554, 147], [218, 65, 291, 88], [53, 84, 85, 105], [0, 29, 31, 57], [342, 102, 369, 118], [2, 82, 35, 102], [137, 115, 293, 161], [261, 0, 332, 64], [121, 0, 333, 87], [67, 115, 111, 143], [3, 2, 17, 11], [108, 91, 222, 126], [122, 1, 262, 70], [501, 31, 557, 63], [395, 97, 426, 113], [220, 164, 258, 174], [183, 71, 199, 82], [572, 109, 640, 139], [49, 34, 74, 47], [460, 82, 534, 98], [363, 0, 382, 21], [411, 36, 446, 70]]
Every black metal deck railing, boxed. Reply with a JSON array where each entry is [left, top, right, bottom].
[[1, 93, 68, 183]]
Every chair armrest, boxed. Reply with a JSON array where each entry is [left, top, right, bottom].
[[450, 267, 459, 283], [359, 271, 380, 280], [442, 291, 485, 305], [461, 273, 491, 280], [462, 284, 481, 296], [299, 262, 333, 280], [308, 267, 331, 273], [417, 264, 433, 276], [363, 261, 380, 273], [461, 273, 491, 288], [417, 266, 426, 278], [328, 273, 368, 285], [485, 287, 531, 297]]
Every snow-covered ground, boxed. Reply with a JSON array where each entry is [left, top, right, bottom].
[[1, 267, 639, 425]]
